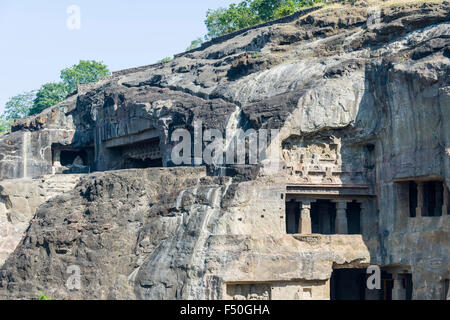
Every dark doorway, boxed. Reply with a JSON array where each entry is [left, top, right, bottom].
[[286, 201, 300, 234], [347, 201, 361, 235], [311, 200, 336, 235], [381, 272, 413, 300], [118, 138, 163, 169], [52, 144, 94, 168], [423, 181, 443, 217], [404, 274, 413, 300], [60, 150, 84, 166], [363, 144, 375, 170], [409, 181, 418, 217], [330, 269, 366, 300], [381, 272, 393, 300]]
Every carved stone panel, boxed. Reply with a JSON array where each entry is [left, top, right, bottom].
[[226, 280, 329, 300], [122, 139, 161, 161], [282, 135, 374, 186]]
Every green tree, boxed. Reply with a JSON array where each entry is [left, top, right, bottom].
[[28, 83, 69, 116], [0, 60, 111, 122], [205, 0, 323, 38], [157, 57, 172, 63], [250, 0, 283, 21], [274, 0, 298, 18], [186, 37, 204, 51], [60, 60, 110, 93], [205, 1, 258, 39], [3, 91, 36, 120], [1, 91, 35, 133], [28, 60, 110, 116], [0, 116, 13, 134]]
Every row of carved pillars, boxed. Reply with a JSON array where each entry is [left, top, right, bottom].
[[296, 200, 369, 235], [416, 182, 449, 217]]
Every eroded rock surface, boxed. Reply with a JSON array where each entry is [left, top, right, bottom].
[[0, 175, 81, 266], [0, 0, 449, 300]]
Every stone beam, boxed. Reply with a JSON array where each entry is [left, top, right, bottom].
[[104, 129, 159, 149]]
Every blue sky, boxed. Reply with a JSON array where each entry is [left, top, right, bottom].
[[0, 0, 236, 112]]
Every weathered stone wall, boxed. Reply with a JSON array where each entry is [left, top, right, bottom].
[[0, 0, 448, 300], [0, 175, 81, 266], [225, 280, 329, 300], [0, 168, 370, 300]]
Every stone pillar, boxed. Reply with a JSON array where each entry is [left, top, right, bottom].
[[443, 184, 449, 216], [53, 149, 61, 167], [299, 201, 312, 235], [335, 201, 348, 235], [416, 182, 425, 217], [391, 274, 406, 300], [359, 201, 370, 236]]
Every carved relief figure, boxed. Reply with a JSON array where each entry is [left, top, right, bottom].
[[282, 135, 342, 184]]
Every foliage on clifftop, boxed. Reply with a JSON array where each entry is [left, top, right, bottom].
[[0, 60, 110, 134], [204, 0, 325, 39]]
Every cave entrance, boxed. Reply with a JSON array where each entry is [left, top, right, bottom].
[[285, 198, 363, 235], [423, 181, 443, 217], [347, 201, 361, 235], [120, 138, 163, 169], [60, 150, 85, 167], [409, 181, 418, 217], [311, 200, 336, 235], [286, 200, 300, 234], [402, 274, 413, 300], [380, 271, 413, 300], [401, 180, 447, 217], [52, 144, 94, 170], [330, 269, 367, 300], [380, 272, 393, 301]]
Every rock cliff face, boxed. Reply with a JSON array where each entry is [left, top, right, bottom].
[[0, 0, 449, 300], [0, 175, 80, 266]]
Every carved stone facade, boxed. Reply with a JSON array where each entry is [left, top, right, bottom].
[[283, 136, 342, 184], [226, 280, 329, 300], [0, 0, 449, 301], [282, 135, 375, 188], [122, 139, 162, 162]]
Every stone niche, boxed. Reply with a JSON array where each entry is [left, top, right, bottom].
[[226, 280, 329, 300], [102, 129, 164, 170], [282, 134, 375, 186], [109, 138, 163, 169], [52, 144, 95, 174], [395, 178, 450, 226]]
